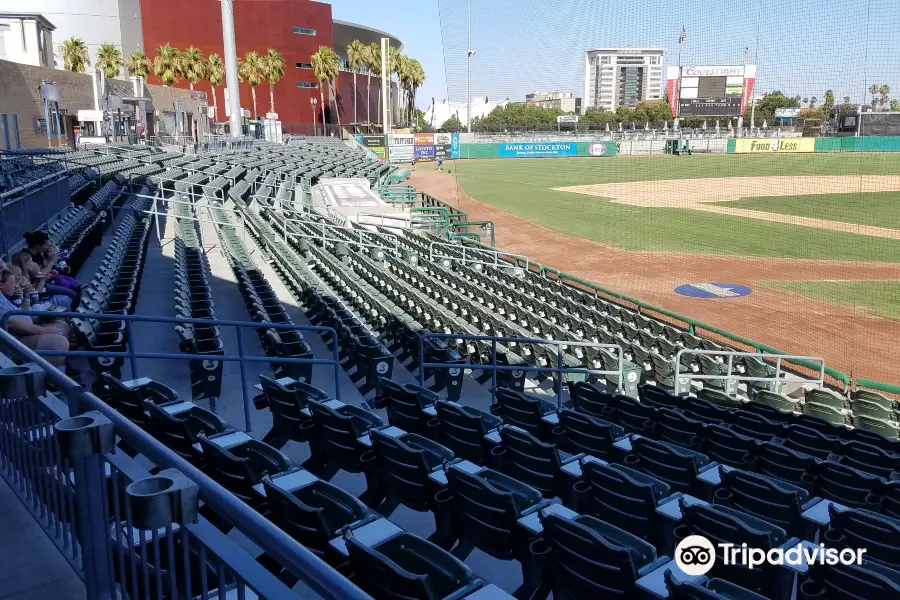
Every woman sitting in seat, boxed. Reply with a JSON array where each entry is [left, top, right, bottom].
[[0, 269, 69, 367], [19, 231, 82, 310], [13, 248, 74, 310]]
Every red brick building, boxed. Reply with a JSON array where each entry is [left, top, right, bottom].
[[139, 0, 400, 129]]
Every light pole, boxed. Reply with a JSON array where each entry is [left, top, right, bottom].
[[466, 0, 475, 133], [220, 0, 242, 138], [310, 97, 318, 136]]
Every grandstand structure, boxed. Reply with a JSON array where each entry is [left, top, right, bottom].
[[1, 137, 899, 600]]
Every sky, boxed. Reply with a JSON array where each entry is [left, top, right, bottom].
[[331, 0, 900, 109]]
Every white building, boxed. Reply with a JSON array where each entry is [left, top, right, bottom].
[[423, 97, 510, 129], [583, 48, 664, 111], [0, 13, 55, 68], [525, 91, 581, 114], [0, 1, 144, 74]]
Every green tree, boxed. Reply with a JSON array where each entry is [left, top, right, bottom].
[[891, 99, 900, 112], [206, 53, 225, 117], [239, 51, 266, 118], [367, 42, 382, 125], [180, 46, 206, 91], [809, 96, 817, 109], [843, 96, 851, 104], [405, 58, 425, 128], [153, 44, 182, 86], [580, 107, 617, 129], [264, 48, 285, 113], [439, 114, 462, 132], [879, 85, 890, 108], [615, 105, 632, 123], [802, 97, 809, 106], [59, 37, 90, 73], [96, 43, 123, 78], [742, 90, 800, 124], [870, 84, 879, 109], [311, 45, 341, 132], [823, 90, 835, 113], [346, 39, 366, 124], [126, 50, 151, 78]]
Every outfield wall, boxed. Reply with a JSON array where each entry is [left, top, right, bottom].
[[726, 136, 900, 153]]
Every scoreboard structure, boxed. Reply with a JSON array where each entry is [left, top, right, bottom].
[[666, 65, 757, 117]]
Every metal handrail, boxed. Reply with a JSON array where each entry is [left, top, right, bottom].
[[1, 311, 342, 431], [418, 332, 624, 406], [673, 348, 826, 397], [429, 240, 529, 271], [0, 328, 371, 600]]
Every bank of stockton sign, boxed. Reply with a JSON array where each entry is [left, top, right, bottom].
[[499, 142, 576, 158]]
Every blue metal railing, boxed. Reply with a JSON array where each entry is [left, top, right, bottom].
[[0, 328, 371, 600], [417, 332, 624, 406], [1, 311, 341, 431], [0, 168, 70, 260]]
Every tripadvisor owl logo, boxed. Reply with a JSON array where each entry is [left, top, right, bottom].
[[674, 535, 867, 576]]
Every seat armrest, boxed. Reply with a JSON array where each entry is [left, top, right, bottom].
[[403, 433, 456, 465], [341, 404, 385, 431], [244, 440, 292, 475], [637, 555, 673, 578]]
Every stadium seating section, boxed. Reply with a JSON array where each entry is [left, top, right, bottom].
[[2, 139, 900, 600]]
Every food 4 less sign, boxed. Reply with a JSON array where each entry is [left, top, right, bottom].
[[734, 138, 815, 153]]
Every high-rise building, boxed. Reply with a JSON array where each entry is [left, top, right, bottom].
[[583, 48, 664, 111]]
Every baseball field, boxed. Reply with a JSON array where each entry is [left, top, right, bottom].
[[409, 153, 900, 387]]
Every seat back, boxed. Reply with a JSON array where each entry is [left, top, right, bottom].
[[557, 409, 623, 458], [630, 436, 706, 493], [826, 506, 900, 571], [816, 462, 884, 509], [349, 531, 475, 600], [498, 426, 561, 497], [570, 381, 616, 419], [541, 512, 650, 598], [370, 429, 433, 510], [145, 403, 223, 460], [613, 394, 656, 435], [445, 467, 524, 558], [753, 389, 799, 412], [581, 460, 669, 540], [639, 385, 683, 410], [307, 400, 371, 457], [699, 425, 757, 468], [718, 468, 809, 535], [434, 401, 494, 462], [379, 378, 429, 434], [800, 560, 900, 600], [493, 388, 549, 437], [655, 408, 704, 449], [666, 574, 769, 600], [783, 425, 840, 459], [263, 477, 369, 555], [197, 435, 256, 502], [259, 374, 308, 432]]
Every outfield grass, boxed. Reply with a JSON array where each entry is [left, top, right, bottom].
[[763, 280, 900, 321], [446, 154, 900, 261], [716, 192, 900, 230]]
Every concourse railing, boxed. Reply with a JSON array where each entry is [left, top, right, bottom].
[[0, 329, 371, 600]]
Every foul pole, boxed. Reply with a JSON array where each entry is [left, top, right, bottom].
[[221, 0, 242, 137]]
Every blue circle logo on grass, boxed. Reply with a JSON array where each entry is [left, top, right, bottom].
[[675, 283, 752, 299]]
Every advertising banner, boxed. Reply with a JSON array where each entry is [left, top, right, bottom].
[[498, 142, 576, 158], [361, 134, 386, 148], [413, 145, 435, 160], [389, 145, 415, 163], [733, 138, 815, 153], [434, 144, 451, 159], [450, 133, 461, 158], [389, 133, 414, 146], [434, 133, 452, 145], [582, 142, 616, 156], [740, 65, 757, 115], [414, 133, 434, 145], [371, 147, 386, 159]]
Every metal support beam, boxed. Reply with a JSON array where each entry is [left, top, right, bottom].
[[221, 0, 242, 137]]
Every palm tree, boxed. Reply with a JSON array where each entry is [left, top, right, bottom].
[[96, 43, 123, 78], [809, 96, 817, 109], [870, 84, 879, 109], [153, 44, 182, 86], [59, 37, 90, 73], [206, 53, 225, 118], [239, 51, 266, 118], [879, 84, 890, 108], [126, 50, 151, 78], [264, 48, 285, 114], [802, 97, 809, 106], [368, 42, 382, 125], [389, 46, 402, 125], [405, 58, 425, 128], [311, 46, 341, 134], [347, 39, 366, 125], [180, 46, 206, 91], [395, 53, 410, 125]]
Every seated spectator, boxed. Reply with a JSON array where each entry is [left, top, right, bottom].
[[21, 231, 81, 309], [0, 269, 69, 367], [13, 250, 74, 310]]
